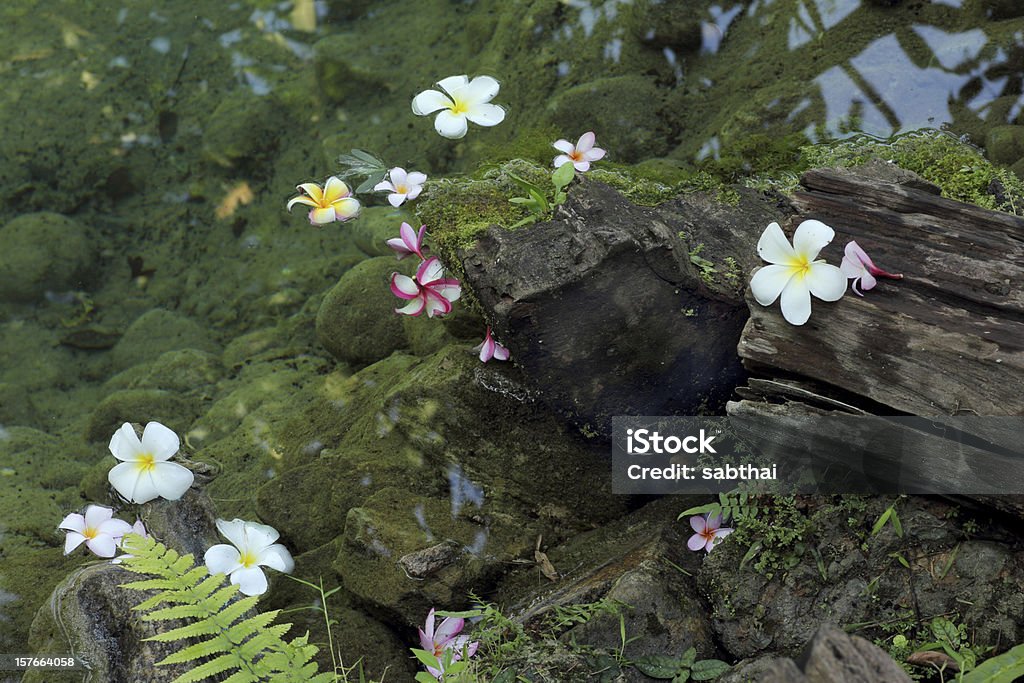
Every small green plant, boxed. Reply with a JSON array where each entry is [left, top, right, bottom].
[[961, 642, 1024, 682], [117, 533, 333, 683], [633, 647, 731, 682], [871, 499, 905, 538], [507, 162, 575, 227], [336, 149, 389, 193], [916, 616, 990, 679]]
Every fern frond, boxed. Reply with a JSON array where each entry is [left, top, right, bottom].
[[168, 652, 244, 683]]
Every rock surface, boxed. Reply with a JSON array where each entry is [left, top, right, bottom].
[[0, 212, 95, 302]]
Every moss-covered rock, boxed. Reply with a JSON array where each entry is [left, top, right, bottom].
[[315, 256, 410, 365], [313, 33, 389, 104], [111, 309, 220, 372], [201, 90, 285, 169], [85, 389, 198, 443], [985, 124, 1024, 166], [0, 212, 96, 303]]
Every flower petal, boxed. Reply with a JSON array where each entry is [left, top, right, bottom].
[[406, 172, 427, 186], [434, 616, 465, 646], [791, 219, 835, 260], [322, 176, 351, 203], [396, 297, 426, 316], [461, 75, 500, 105], [840, 256, 865, 279], [153, 461, 195, 500], [585, 147, 607, 162], [205, 543, 243, 575], [478, 336, 495, 362], [573, 160, 591, 172], [859, 270, 877, 292], [405, 186, 423, 202], [242, 521, 281, 552], [687, 533, 707, 551], [331, 197, 361, 221], [434, 110, 468, 139], [423, 609, 437, 640], [553, 154, 572, 168], [423, 290, 453, 317], [83, 504, 114, 529], [87, 535, 118, 558], [387, 193, 406, 208], [553, 139, 575, 154], [64, 531, 86, 554], [59, 513, 85, 533], [412, 88, 452, 116], [388, 167, 407, 187], [756, 222, 797, 265], [109, 423, 141, 461], [464, 103, 505, 127], [310, 207, 337, 225], [373, 180, 396, 193], [437, 75, 470, 96], [231, 566, 269, 596], [805, 262, 847, 302], [431, 280, 461, 304], [845, 240, 871, 268], [216, 519, 248, 550], [689, 515, 708, 534], [418, 628, 433, 652], [576, 131, 596, 152], [141, 421, 180, 461], [417, 257, 445, 285], [108, 462, 143, 502], [287, 195, 318, 211], [391, 273, 420, 299], [492, 344, 510, 361], [779, 278, 813, 326], [130, 471, 161, 504], [259, 543, 295, 573], [705, 512, 723, 531], [750, 264, 795, 306], [296, 182, 324, 204], [97, 518, 133, 538]]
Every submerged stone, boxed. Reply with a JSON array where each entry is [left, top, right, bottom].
[[111, 309, 220, 372], [0, 212, 96, 303]]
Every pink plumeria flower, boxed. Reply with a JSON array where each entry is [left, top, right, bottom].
[[474, 327, 510, 362], [286, 176, 361, 225], [374, 167, 427, 208], [418, 608, 480, 679], [840, 241, 903, 296], [553, 131, 606, 172], [387, 222, 427, 261], [59, 504, 134, 558], [687, 513, 733, 553], [390, 256, 461, 318]]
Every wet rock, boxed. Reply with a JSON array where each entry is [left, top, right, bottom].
[[111, 309, 220, 372], [105, 349, 224, 394], [0, 212, 96, 303], [459, 178, 776, 437], [548, 77, 669, 162], [494, 498, 718, 680], [628, 2, 703, 52], [984, 125, 1024, 166], [314, 34, 389, 104], [315, 256, 408, 365], [348, 207, 404, 257], [986, 0, 1024, 19], [719, 624, 911, 682], [201, 90, 283, 169], [0, 381, 39, 426], [85, 389, 198, 443]]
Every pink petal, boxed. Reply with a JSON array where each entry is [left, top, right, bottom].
[[705, 512, 722, 531], [478, 335, 495, 362], [492, 343, 510, 361], [845, 240, 873, 268], [859, 270, 877, 292], [434, 616, 465, 646], [423, 609, 437, 640], [689, 515, 708, 534], [687, 533, 707, 552], [396, 297, 426, 316], [423, 290, 453, 317], [417, 257, 445, 285], [387, 238, 414, 259], [553, 139, 575, 154], [390, 273, 420, 299], [576, 131, 596, 152]]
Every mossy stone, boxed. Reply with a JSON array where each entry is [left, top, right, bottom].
[[85, 390, 198, 443], [111, 309, 220, 372], [985, 125, 1024, 166], [105, 349, 223, 394], [313, 33, 388, 104], [0, 212, 96, 303], [315, 256, 409, 365], [201, 90, 283, 169], [347, 206, 405, 258]]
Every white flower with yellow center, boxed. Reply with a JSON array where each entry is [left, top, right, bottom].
[[412, 75, 506, 139], [749, 220, 847, 326], [59, 504, 133, 558], [204, 519, 295, 596], [107, 421, 194, 504]]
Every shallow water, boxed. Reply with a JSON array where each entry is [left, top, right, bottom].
[[0, 0, 1022, 678]]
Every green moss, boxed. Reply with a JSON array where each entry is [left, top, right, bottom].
[[800, 130, 1024, 215]]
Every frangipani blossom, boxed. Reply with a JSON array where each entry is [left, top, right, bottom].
[[108, 422, 194, 504], [412, 75, 505, 139], [840, 240, 903, 296], [286, 176, 361, 225], [204, 519, 294, 596], [553, 131, 606, 172], [387, 222, 427, 261], [418, 608, 480, 679], [59, 504, 133, 558], [687, 513, 733, 553], [111, 519, 149, 564], [390, 256, 461, 318], [750, 220, 846, 326], [474, 327, 509, 363], [374, 167, 427, 208]]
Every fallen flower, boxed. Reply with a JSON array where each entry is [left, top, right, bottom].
[[553, 131, 606, 172], [286, 176, 361, 225], [108, 422, 194, 504], [418, 608, 480, 679], [391, 256, 461, 317], [840, 240, 903, 296], [687, 513, 733, 553], [412, 75, 505, 139], [387, 222, 427, 261], [474, 326, 510, 362], [750, 220, 846, 325], [374, 167, 427, 207], [204, 519, 294, 596], [111, 519, 149, 564], [60, 504, 134, 558]]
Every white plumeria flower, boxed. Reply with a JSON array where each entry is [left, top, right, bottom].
[[749, 220, 846, 326], [107, 422, 194, 504], [204, 519, 295, 596], [412, 75, 505, 139], [553, 131, 606, 172], [374, 167, 427, 208], [59, 504, 133, 558]]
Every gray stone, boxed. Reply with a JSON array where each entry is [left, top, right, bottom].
[[315, 256, 408, 365], [0, 212, 96, 303]]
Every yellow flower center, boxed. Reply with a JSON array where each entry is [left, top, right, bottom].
[[84, 527, 98, 540], [239, 550, 258, 568], [137, 453, 156, 472], [789, 255, 811, 280], [395, 184, 408, 194], [448, 97, 469, 115]]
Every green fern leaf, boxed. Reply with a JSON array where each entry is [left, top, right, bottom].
[[220, 671, 261, 683], [168, 652, 245, 683]]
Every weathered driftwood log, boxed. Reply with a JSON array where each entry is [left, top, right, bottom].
[[459, 178, 781, 436], [731, 165, 1024, 499]]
